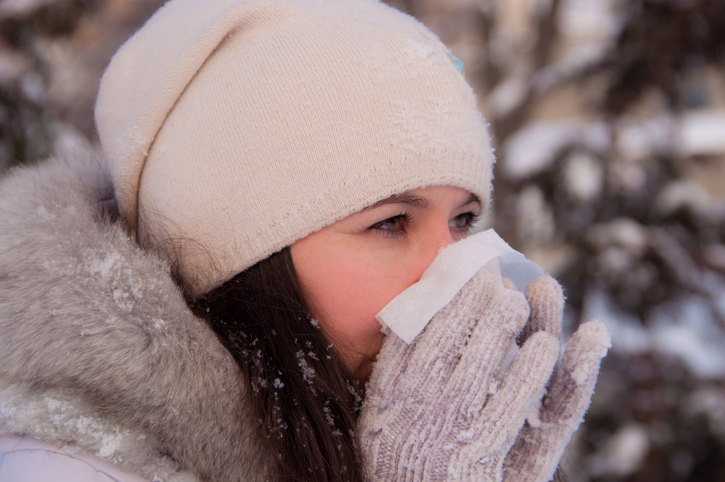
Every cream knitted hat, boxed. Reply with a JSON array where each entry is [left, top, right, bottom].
[[95, 0, 494, 297]]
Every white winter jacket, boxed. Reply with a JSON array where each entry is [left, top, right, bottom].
[[0, 435, 146, 481]]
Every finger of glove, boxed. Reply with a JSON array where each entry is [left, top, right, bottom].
[[476, 332, 559, 451], [364, 329, 410, 405], [373, 267, 498, 400], [502, 277, 517, 290], [519, 276, 564, 346], [442, 288, 530, 409], [540, 320, 610, 426], [503, 320, 610, 482]]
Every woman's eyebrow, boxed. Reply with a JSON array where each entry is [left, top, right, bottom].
[[362, 193, 429, 211], [463, 193, 481, 208], [363, 192, 481, 212]]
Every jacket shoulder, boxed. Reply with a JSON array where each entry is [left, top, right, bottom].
[[0, 146, 274, 481]]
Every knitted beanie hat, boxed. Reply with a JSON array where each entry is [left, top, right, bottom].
[[95, 0, 494, 297]]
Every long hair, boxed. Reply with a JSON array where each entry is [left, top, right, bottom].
[[189, 247, 365, 482]]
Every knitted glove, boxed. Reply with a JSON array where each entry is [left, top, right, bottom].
[[358, 268, 561, 481], [503, 277, 611, 481]]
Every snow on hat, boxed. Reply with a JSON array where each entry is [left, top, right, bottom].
[[95, 0, 494, 297]]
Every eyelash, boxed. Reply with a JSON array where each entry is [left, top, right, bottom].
[[368, 212, 413, 238], [451, 212, 480, 231], [368, 211, 480, 239]]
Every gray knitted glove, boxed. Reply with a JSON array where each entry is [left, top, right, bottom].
[[503, 277, 611, 481], [358, 268, 561, 481]]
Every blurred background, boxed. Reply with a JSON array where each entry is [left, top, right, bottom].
[[1, 0, 724, 480]]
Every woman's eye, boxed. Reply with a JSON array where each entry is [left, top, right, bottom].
[[449, 212, 476, 230], [373, 216, 403, 232], [369, 214, 411, 238]]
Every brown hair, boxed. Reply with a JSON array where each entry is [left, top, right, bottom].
[[189, 247, 365, 482]]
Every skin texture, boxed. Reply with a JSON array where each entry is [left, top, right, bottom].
[[290, 185, 482, 381]]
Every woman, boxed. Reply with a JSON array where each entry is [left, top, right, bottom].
[[0, 0, 610, 480]]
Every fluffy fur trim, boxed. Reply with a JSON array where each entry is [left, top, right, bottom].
[[0, 145, 273, 481]]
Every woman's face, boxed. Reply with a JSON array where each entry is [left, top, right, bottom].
[[290, 185, 482, 381]]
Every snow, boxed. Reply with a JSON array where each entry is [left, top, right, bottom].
[[563, 151, 603, 201], [502, 111, 725, 183], [517, 185, 555, 244], [586, 218, 647, 255], [502, 119, 609, 180], [616, 115, 674, 162], [649, 297, 725, 379], [0, 391, 138, 463], [571, 362, 590, 386], [586, 290, 725, 379], [703, 271, 725, 321], [495, 340, 519, 383], [296, 350, 316, 385], [72, 415, 125, 458], [21, 72, 44, 103], [655, 180, 715, 219], [588, 424, 650, 477], [559, 0, 618, 41], [403, 38, 436, 63], [526, 398, 543, 428], [455, 430, 476, 442], [487, 75, 528, 119], [0, 0, 59, 17], [583, 290, 649, 355], [323, 402, 334, 426], [534, 41, 609, 93], [652, 325, 725, 379], [35, 206, 56, 220], [687, 387, 725, 439], [86, 252, 123, 279], [679, 110, 725, 157], [595, 110, 725, 164]]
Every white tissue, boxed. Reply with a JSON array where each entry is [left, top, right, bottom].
[[375, 229, 544, 344]]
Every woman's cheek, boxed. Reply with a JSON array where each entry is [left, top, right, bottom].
[[292, 234, 418, 347], [328, 253, 399, 321], [321, 249, 411, 337]]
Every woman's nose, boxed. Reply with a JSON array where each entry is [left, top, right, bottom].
[[413, 227, 456, 282]]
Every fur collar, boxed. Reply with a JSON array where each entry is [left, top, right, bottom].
[[0, 146, 273, 481]]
